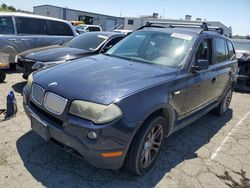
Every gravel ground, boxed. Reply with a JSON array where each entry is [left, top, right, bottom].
[[0, 71, 250, 188]]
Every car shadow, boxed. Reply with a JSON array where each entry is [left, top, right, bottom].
[[12, 81, 26, 95], [16, 109, 233, 188]]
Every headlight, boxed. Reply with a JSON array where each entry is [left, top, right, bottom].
[[69, 100, 122, 124], [32, 60, 65, 70], [27, 73, 33, 89]]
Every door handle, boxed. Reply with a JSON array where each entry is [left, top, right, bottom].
[[21, 38, 31, 41], [8, 38, 18, 42], [211, 78, 216, 84]]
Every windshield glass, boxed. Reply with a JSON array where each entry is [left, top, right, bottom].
[[106, 31, 194, 67], [233, 41, 250, 51], [65, 32, 108, 51]]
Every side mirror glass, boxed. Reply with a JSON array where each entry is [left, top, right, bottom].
[[192, 59, 209, 72]]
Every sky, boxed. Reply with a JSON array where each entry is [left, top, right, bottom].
[[2, 0, 250, 35]]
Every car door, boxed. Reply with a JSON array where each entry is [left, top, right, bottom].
[[212, 38, 236, 98], [14, 17, 74, 55], [179, 37, 218, 118]]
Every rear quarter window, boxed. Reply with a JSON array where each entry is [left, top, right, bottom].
[[16, 17, 47, 35], [0, 16, 15, 35], [227, 41, 236, 60], [47, 20, 74, 36], [214, 38, 228, 63]]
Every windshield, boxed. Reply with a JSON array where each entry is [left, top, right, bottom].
[[233, 41, 250, 51], [65, 32, 108, 51], [106, 31, 194, 67]]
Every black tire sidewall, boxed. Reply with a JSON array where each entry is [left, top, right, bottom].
[[220, 87, 233, 115], [0, 71, 6, 83], [129, 115, 166, 175]]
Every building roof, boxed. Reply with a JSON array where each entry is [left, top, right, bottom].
[[34, 4, 124, 20], [0, 12, 70, 23]]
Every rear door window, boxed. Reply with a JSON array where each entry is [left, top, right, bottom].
[[0, 16, 15, 35], [16, 17, 47, 35], [47, 20, 74, 36], [214, 38, 227, 63]]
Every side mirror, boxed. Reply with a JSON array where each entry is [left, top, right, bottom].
[[192, 59, 209, 72]]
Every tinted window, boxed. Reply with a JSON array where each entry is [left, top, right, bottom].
[[0, 16, 14, 35], [103, 37, 124, 52], [16, 17, 47, 35], [215, 38, 227, 63], [227, 41, 235, 60], [195, 38, 212, 64], [47, 20, 73, 36], [88, 27, 101, 32], [65, 32, 107, 51]]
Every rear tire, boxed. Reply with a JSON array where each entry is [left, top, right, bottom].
[[213, 87, 233, 116], [125, 115, 166, 176], [0, 71, 6, 83]]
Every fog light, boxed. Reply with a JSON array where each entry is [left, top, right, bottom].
[[87, 131, 98, 139]]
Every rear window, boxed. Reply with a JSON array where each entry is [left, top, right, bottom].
[[214, 38, 228, 63], [47, 20, 74, 36], [65, 32, 107, 51], [16, 17, 47, 35], [0, 16, 15, 35], [87, 26, 101, 32]]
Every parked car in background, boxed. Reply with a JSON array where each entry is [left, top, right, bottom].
[[0, 12, 76, 82], [232, 39, 250, 91], [75, 24, 102, 34], [23, 22, 237, 175], [16, 32, 126, 78]]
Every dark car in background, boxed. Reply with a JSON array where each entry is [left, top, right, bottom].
[[23, 22, 237, 175], [232, 39, 250, 91], [16, 32, 126, 79]]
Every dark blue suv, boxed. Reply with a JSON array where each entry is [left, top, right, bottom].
[[23, 22, 237, 175]]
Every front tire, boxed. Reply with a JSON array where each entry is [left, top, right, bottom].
[[125, 115, 166, 176], [213, 87, 233, 116]]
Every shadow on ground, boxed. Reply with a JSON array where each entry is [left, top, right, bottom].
[[16, 109, 233, 188]]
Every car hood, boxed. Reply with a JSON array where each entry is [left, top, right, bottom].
[[19, 45, 92, 62], [34, 54, 178, 105]]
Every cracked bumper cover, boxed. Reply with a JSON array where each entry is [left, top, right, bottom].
[[23, 86, 136, 170]]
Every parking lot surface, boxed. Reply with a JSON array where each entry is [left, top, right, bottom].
[[0, 72, 250, 188]]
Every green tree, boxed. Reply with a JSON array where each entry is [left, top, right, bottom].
[[2, 3, 7, 10]]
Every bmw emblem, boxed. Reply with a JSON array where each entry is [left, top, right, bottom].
[[48, 82, 58, 87]]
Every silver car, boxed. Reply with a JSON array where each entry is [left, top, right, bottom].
[[0, 12, 76, 81]]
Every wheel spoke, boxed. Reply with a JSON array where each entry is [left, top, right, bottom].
[[140, 122, 164, 169]]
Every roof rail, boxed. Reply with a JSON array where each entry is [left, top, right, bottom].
[[137, 21, 224, 35]]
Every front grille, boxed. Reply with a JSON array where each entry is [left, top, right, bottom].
[[44, 92, 67, 115], [30, 101, 63, 126], [31, 84, 45, 105]]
